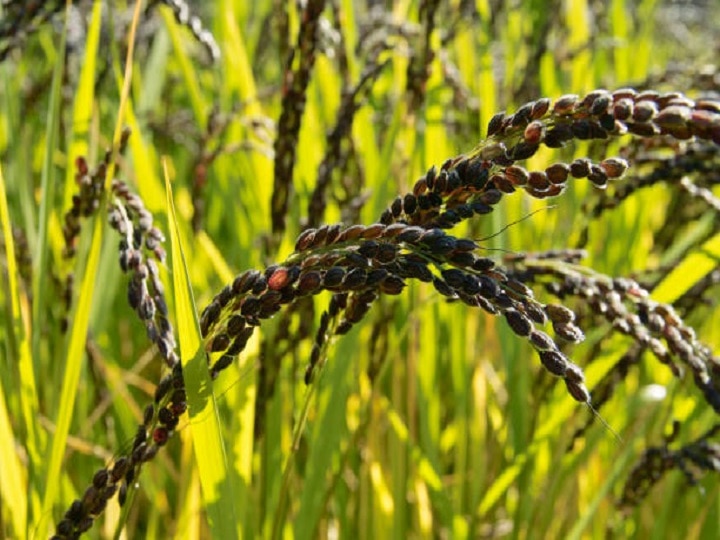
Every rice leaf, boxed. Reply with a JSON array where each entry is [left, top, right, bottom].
[[164, 161, 239, 539], [0, 163, 29, 537], [651, 232, 720, 304]]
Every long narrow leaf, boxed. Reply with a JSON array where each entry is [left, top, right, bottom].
[[164, 161, 239, 539], [0, 163, 29, 537]]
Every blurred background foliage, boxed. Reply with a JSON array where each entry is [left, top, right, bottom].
[[1, 0, 719, 538]]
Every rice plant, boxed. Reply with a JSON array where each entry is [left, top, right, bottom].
[[1, 1, 719, 538]]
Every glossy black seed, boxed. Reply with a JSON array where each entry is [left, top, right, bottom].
[[208, 333, 230, 352], [380, 276, 405, 295], [545, 304, 575, 324], [375, 243, 398, 263], [461, 276, 481, 295], [226, 315, 246, 336], [424, 235, 457, 255], [478, 276, 499, 298], [171, 388, 186, 406], [427, 192, 443, 207], [391, 197, 403, 217], [433, 170, 448, 193], [403, 194, 418, 215], [570, 158, 591, 178], [433, 277, 455, 297], [232, 270, 261, 294], [425, 165, 437, 190], [336, 320, 354, 334], [512, 102, 534, 126], [544, 125, 574, 147], [227, 327, 254, 355], [93, 469, 110, 489], [77, 517, 94, 533], [487, 111, 506, 136], [366, 268, 390, 286], [110, 458, 130, 483], [396, 226, 424, 243], [210, 354, 234, 379], [565, 379, 591, 403], [587, 165, 608, 187], [343, 268, 367, 289], [142, 404, 154, 427], [251, 276, 268, 295], [141, 444, 159, 462], [599, 113, 616, 131], [323, 267, 346, 287], [472, 257, 495, 271], [66, 499, 84, 521], [524, 304, 548, 325], [358, 241, 379, 259], [441, 269, 468, 289], [448, 251, 476, 267], [56, 519, 74, 536], [539, 350, 568, 376], [471, 201, 493, 215], [446, 170, 461, 192], [505, 309, 532, 336], [564, 362, 585, 384], [400, 261, 433, 282], [509, 142, 539, 160], [133, 426, 147, 448], [297, 271, 322, 294], [529, 329, 555, 351], [480, 189, 503, 205], [118, 484, 128, 506]]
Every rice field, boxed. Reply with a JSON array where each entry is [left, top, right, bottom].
[[1, 1, 719, 538]]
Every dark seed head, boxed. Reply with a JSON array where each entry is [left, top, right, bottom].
[[153, 427, 170, 446], [529, 329, 555, 351], [323, 267, 346, 288], [539, 350, 568, 376], [110, 458, 130, 483], [554, 322, 585, 343], [565, 379, 591, 403], [267, 267, 290, 290], [380, 276, 405, 295], [505, 309, 533, 336], [587, 165, 608, 188], [553, 94, 579, 115], [569, 158, 591, 178], [297, 271, 322, 295], [545, 163, 569, 184], [545, 304, 575, 324], [487, 111, 506, 136], [207, 333, 230, 353], [92, 469, 109, 489], [142, 404, 154, 427]]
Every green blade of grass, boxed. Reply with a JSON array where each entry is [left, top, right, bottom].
[[31, 1, 67, 377], [34, 8, 72, 536], [0, 163, 29, 537], [651, 232, 720, 304], [164, 161, 239, 540], [39, 2, 143, 534], [294, 330, 355, 539]]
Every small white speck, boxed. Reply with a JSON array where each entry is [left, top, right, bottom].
[[639, 384, 667, 402]]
